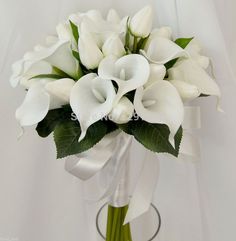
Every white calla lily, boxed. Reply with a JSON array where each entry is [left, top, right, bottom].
[[129, 5, 153, 38], [16, 78, 75, 126], [144, 27, 173, 51], [22, 40, 79, 79], [185, 39, 210, 69], [70, 73, 116, 141], [56, 22, 72, 41], [98, 54, 150, 102], [141, 36, 188, 64], [10, 60, 52, 88], [134, 80, 184, 137], [151, 27, 172, 40], [16, 82, 50, 126], [109, 97, 134, 124], [79, 14, 124, 48], [107, 9, 121, 24], [168, 59, 221, 102], [45, 78, 75, 103], [144, 64, 166, 88], [102, 34, 126, 58], [169, 80, 200, 101], [78, 32, 104, 70]]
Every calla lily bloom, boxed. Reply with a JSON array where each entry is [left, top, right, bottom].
[[10, 60, 52, 88], [78, 32, 104, 70], [98, 54, 150, 102], [185, 39, 210, 69], [107, 9, 121, 24], [109, 97, 134, 124], [129, 5, 153, 38], [16, 78, 75, 126], [134, 80, 184, 137], [141, 36, 188, 64], [102, 34, 126, 58], [12, 39, 79, 85], [70, 73, 116, 141], [169, 80, 200, 101], [144, 64, 166, 88], [168, 59, 221, 104]]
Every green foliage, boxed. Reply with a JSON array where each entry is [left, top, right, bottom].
[[175, 37, 194, 49], [36, 106, 72, 137], [30, 74, 62, 80], [69, 20, 79, 45], [54, 120, 117, 159], [119, 120, 183, 157]]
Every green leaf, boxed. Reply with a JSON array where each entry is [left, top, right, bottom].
[[72, 50, 81, 62], [120, 120, 182, 157], [52, 66, 73, 79], [137, 35, 150, 51], [36, 107, 72, 137], [30, 74, 62, 80], [165, 37, 194, 70], [175, 37, 194, 49], [174, 126, 183, 155], [54, 120, 118, 159], [69, 20, 79, 45]]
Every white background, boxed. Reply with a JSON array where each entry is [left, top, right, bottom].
[[0, 0, 236, 241]]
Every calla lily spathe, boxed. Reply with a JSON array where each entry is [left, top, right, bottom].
[[141, 36, 188, 64], [102, 34, 126, 58], [129, 5, 153, 38], [107, 9, 121, 24], [134, 80, 184, 137], [78, 32, 104, 70], [168, 59, 221, 104], [70, 73, 116, 141], [185, 39, 210, 69], [144, 64, 166, 88], [16, 78, 75, 126], [169, 80, 200, 101], [98, 54, 150, 102], [109, 97, 134, 124], [10, 39, 79, 89]]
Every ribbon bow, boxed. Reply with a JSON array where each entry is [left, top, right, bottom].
[[65, 106, 201, 224]]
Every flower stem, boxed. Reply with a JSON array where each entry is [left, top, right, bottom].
[[106, 205, 133, 241], [133, 37, 138, 53]]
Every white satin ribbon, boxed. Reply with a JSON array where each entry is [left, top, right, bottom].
[[65, 106, 201, 224]]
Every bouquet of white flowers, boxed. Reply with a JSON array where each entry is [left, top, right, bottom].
[[10, 5, 221, 241]]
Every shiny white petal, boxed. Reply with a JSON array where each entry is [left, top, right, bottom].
[[45, 78, 75, 103], [70, 73, 116, 141], [169, 80, 200, 101], [102, 34, 126, 58], [130, 5, 153, 38], [134, 81, 184, 136], [10, 59, 25, 87], [98, 54, 150, 102], [16, 82, 50, 126], [107, 9, 121, 24], [144, 64, 166, 88], [185, 39, 210, 68], [20, 61, 52, 89], [109, 97, 134, 124], [141, 37, 188, 64], [56, 22, 72, 41], [78, 32, 104, 69], [168, 59, 221, 98], [151, 27, 173, 39], [23, 40, 78, 79]]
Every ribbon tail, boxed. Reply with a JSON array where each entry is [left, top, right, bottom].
[[124, 151, 160, 225]]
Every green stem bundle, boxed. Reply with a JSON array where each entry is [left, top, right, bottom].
[[105, 205, 133, 241]]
